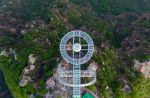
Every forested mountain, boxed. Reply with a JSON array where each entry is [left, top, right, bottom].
[[0, 0, 150, 98]]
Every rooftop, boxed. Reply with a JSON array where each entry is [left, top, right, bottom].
[[134, 59, 150, 78], [46, 77, 55, 89], [82, 92, 94, 98], [122, 85, 131, 93]]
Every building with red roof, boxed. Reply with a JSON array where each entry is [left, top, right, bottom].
[[134, 59, 150, 78]]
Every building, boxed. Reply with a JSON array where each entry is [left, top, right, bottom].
[[122, 85, 131, 93], [134, 59, 150, 78], [0, 49, 9, 57], [19, 77, 29, 87], [44, 93, 53, 98], [28, 54, 36, 65], [66, 42, 72, 51], [60, 60, 70, 70], [46, 77, 56, 89], [19, 54, 37, 87], [88, 61, 98, 72], [29, 94, 35, 98], [82, 92, 94, 98], [30, 65, 35, 71], [139, 62, 150, 78]]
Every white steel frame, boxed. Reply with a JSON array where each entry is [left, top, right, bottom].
[[59, 30, 96, 98]]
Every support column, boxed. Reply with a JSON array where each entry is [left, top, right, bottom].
[[73, 64, 81, 98]]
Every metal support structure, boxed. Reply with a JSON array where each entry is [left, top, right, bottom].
[[73, 65, 81, 98], [58, 30, 96, 98], [58, 70, 96, 78]]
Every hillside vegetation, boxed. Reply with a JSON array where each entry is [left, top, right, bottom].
[[0, 0, 150, 98]]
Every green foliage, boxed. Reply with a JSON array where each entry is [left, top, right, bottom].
[[35, 96, 43, 98], [113, 27, 131, 48], [136, 54, 150, 62], [130, 76, 150, 98], [1, 0, 150, 98], [6, 0, 51, 21], [0, 57, 31, 98], [68, 10, 81, 28], [0, 29, 59, 98], [36, 86, 47, 95], [87, 85, 95, 91], [105, 32, 113, 40], [138, 20, 150, 29], [92, 20, 110, 33], [93, 48, 117, 97], [49, 0, 67, 8], [89, 0, 150, 15], [51, 16, 64, 28], [0, 36, 15, 47], [70, 0, 86, 5], [80, 15, 111, 44], [94, 47, 150, 98]]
